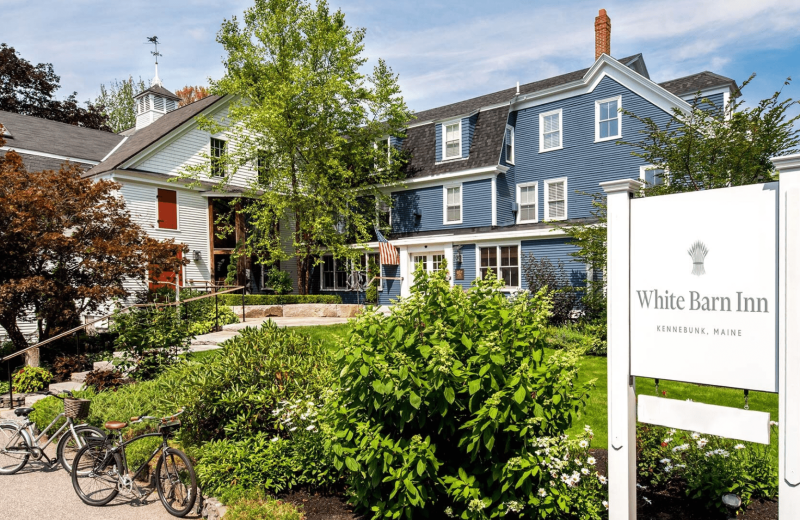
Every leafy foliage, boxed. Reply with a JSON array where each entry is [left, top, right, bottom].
[[84, 369, 127, 392], [265, 267, 293, 296], [112, 307, 192, 380], [223, 489, 304, 520], [522, 255, 581, 324], [181, 0, 413, 294], [94, 76, 147, 133], [51, 354, 89, 383], [0, 138, 186, 354], [366, 257, 380, 304], [174, 85, 210, 107], [637, 424, 777, 514], [0, 43, 111, 130], [12, 366, 52, 393], [325, 266, 598, 519]]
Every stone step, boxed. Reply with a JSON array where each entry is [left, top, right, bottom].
[[71, 371, 90, 383], [93, 360, 113, 371], [50, 381, 83, 393]]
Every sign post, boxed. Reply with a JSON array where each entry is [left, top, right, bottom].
[[601, 179, 640, 520], [775, 154, 800, 515]]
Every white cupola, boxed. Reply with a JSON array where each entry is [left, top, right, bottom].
[[133, 67, 181, 130]]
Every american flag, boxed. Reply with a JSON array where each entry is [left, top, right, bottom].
[[375, 227, 399, 265]]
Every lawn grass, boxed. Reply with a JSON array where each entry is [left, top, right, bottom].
[[288, 323, 780, 456]]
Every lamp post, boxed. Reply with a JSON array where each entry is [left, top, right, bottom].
[[721, 493, 741, 519]]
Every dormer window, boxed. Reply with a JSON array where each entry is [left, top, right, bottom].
[[505, 125, 515, 164], [539, 109, 562, 152], [596, 96, 622, 141], [443, 120, 461, 159]]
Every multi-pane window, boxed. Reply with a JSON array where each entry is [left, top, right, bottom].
[[445, 186, 462, 223], [546, 179, 566, 220], [505, 126, 515, 163], [211, 138, 227, 176], [541, 110, 562, 151], [597, 98, 620, 140], [321, 253, 381, 290], [335, 257, 348, 288], [480, 245, 520, 288], [643, 168, 666, 186], [499, 246, 519, 287], [444, 122, 461, 159], [413, 255, 428, 279], [518, 184, 537, 223], [322, 256, 335, 289], [431, 254, 445, 273]]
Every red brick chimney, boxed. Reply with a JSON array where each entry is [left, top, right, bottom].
[[595, 9, 611, 60]]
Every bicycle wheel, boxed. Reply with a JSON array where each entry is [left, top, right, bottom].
[[155, 448, 197, 517], [57, 424, 106, 474], [71, 443, 121, 506], [0, 423, 29, 474]]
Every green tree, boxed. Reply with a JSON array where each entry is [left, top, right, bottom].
[[95, 76, 147, 133], [180, 0, 412, 294], [559, 77, 800, 305]]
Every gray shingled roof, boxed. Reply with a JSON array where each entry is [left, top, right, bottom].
[[86, 95, 224, 177], [134, 84, 182, 102], [412, 55, 643, 123], [0, 110, 124, 162], [658, 71, 737, 97]]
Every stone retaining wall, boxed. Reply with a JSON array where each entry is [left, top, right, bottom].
[[230, 304, 362, 319]]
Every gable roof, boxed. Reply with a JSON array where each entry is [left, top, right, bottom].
[[134, 84, 182, 102], [411, 54, 644, 124], [658, 71, 737, 97], [0, 110, 124, 162], [85, 94, 224, 177]]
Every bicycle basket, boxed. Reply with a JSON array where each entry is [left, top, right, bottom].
[[64, 398, 91, 419]]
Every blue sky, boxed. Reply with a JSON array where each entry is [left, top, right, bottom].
[[3, 0, 800, 117]]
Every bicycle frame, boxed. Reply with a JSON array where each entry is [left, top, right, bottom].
[[108, 431, 169, 482], [1, 412, 81, 463]]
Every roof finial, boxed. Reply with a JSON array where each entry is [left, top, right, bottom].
[[146, 36, 163, 87], [516, 81, 520, 95]]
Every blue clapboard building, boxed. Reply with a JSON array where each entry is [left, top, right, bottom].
[[310, 11, 736, 306]]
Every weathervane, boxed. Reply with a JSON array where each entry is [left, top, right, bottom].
[[146, 36, 163, 86]]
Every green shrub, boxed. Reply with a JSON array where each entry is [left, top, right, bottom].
[[325, 265, 600, 519], [219, 294, 342, 306], [180, 289, 239, 335], [223, 489, 304, 520], [638, 424, 777, 514], [545, 321, 607, 357], [13, 366, 52, 393], [177, 321, 335, 444], [265, 267, 293, 297]]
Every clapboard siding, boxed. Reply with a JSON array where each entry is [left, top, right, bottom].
[[133, 107, 257, 188], [119, 180, 212, 293], [392, 178, 492, 233], [454, 244, 476, 289], [520, 237, 587, 289], [683, 92, 725, 111], [513, 75, 672, 221]]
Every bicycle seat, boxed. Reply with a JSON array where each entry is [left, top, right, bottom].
[[14, 407, 34, 417], [104, 421, 127, 430]]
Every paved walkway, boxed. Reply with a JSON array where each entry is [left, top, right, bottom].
[[190, 316, 349, 351], [0, 440, 195, 520]]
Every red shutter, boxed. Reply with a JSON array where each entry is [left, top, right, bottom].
[[149, 250, 183, 290], [157, 189, 178, 229]]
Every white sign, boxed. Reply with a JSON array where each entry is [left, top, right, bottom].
[[630, 183, 779, 392]]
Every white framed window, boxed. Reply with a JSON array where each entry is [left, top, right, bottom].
[[320, 253, 381, 291], [443, 184, 462, 224], [505, 125, 515, 164], [374, 137, 391, 170], [210, 137, 227, 176], [376, 196, 392, 228], [442, 120, 462, 160], [544, 177, 567, 221], [516, 182, 538, 223], [431, 254, 445, 273], [639, 165, 667, 187], [595, 96, 622, 142], [539, 109, 563, 152], [479, 244, 520, 289]]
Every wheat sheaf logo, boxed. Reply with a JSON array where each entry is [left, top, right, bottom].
[[687, 240, 709, 276]]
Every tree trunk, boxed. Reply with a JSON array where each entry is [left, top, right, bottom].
[[234, 202, 248, 289]]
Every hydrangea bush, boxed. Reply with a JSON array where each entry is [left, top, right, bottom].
[[325, 265, 604, 519], [638, 423, 778, 513]]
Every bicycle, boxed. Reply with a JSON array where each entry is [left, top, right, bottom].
[[0, 390, 105, 475], [71, 409, 197, 517]]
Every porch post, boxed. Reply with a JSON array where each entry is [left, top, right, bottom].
[[234, 201, 248, 288], [601, 178, 641, 520], [774, 154, 800, 517], [399, 246, 410, 297]]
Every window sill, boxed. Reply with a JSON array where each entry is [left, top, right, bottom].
[[516, 218, 538, 225], [157, 227, 181, 232], [539, 146, 563, 153], [443, 220, 463, 225], [435, 156, 468, 165], [594, 135, 621, 143], [545, 216, 567, 222]]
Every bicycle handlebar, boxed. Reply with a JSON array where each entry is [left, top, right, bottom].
[[41, 390, 74, 400], [130, 408, 184, 424]]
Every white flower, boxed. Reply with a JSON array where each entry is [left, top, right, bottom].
[[468, 499, 486, 512], [271, 436, 280, 442], [579, 440, 589, 448], [444, 507, 454, 518], [691, 432, 701, 440], [584, 424, 592, 432], [598, 475, 608, 485], [643, 496, 652, 505], [306, 425, 316, 431], [550, 470, 558, 479], [581, 468, 590, 475], [697, 438, 708, 448], [636, 483, 648, 490], [507, 500, 525, 512], [290, 427, 297, 432], [587, 456, 596, 465], [602, 500, 609, 510], [659, 458, 671, 464], [575, 458, 582, 466], [664, 465, 673, 473], [734, 444, 746, 450], [662, 437, 672, 444], [770, 421, 779, 426], [672, 443, 689, 453], [668, 429, 676, 434], [538, 488, 547, 497]]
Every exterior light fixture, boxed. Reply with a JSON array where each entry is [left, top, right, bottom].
[[192, 250, 202, 261], [721, 493, 741, 519]]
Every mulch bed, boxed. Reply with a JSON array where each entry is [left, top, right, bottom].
[[279, 451, 777, 519]]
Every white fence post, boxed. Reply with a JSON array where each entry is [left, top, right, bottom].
[[774, 154, 800, 517], [601, 179, 641, 520]]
